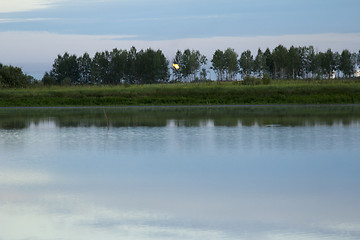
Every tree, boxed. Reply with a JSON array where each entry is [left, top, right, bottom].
[[339, 49, 353, 78], [42, 72, 56, 85], [272, 45, 288, 79], [91, 51, 111, 85], [0, 65, 30, 88], [299, 46, 315, 79], [319, 49, 336, 79], [239, 50, 253, 78], [137, 48, 169, 84], [263, 48, 274, 78], [78, 52, 92, 85], [172, 50, 183, 82], [109, 48, 127, 84], [200, 68, 208, 81], [287, 46, 301, 79], [50, 52, 79, 85], [333, 51, 341, 78], [125, 46, 139, 84], [224, 48, 239, 81], [254, 48, 265, 79], [180, 49, 206, 82], [211, 49, 226, 81]]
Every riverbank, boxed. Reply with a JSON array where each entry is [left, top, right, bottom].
[[1, 80, 360, 107]]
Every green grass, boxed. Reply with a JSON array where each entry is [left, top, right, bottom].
[[1, 80, 360, 107]]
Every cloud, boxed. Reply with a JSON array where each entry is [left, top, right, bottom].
[[0, 0, 64, 13]]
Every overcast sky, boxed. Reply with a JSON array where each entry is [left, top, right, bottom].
[[1, 0, 360, 78]]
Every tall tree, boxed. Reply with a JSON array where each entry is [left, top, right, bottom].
[[287, 46, 301, 79], [137, 48, 169, 84], [254, 48, 265, 79], [333, 51, 341, 78], [51, 52, 79, 85], [339, 49, 353, 78], [263, 48, 274, 78], [211, 49, 226, 81], [272, 45, 288, 79], [172, 50, 183, 82], [319, 49, 336, 79], [299, 46, 316, 79], [91, 51, 111, 85], [78, 52, 92, 85], [109, 48, 127, 84], [125, 46, 139, 84], [224, 48, 239, 81], [180, 49, 206, 82], [239, 50, 253, 77]]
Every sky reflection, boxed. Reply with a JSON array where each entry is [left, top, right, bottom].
[[1, 107, 360, 240]]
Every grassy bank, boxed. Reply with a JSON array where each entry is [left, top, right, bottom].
[[1, 80, 360, 107]]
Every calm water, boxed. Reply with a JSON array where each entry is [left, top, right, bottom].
[[1, 106, 360, 240]]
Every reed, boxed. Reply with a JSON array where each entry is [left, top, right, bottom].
[[103, 108, 110, 130]]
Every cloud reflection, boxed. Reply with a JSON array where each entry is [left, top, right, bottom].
[[0, 168, 53, 186], [0, 194, 233, 240], [1, 194, 359, 240], [0, 0, 65, 13]]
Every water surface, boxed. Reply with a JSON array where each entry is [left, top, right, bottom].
[[1, 106, 360, 240]]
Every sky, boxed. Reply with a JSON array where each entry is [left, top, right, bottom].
[[1, 0, 360, 79]]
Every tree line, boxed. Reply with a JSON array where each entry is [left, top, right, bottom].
[[1, 45, 360, 88], [44, 45, 360, 85], [43, 47, 169, 85], [231, 45, 360, 81]]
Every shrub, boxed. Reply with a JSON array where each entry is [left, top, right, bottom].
[[262, 73, 272, 85], [243, 75, 261, 85]]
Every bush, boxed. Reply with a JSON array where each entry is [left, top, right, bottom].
[[262, 73, 272, 85], [243, 75, 261, 85], [42, 72, 56, 86], [0, 65, 30, 88]]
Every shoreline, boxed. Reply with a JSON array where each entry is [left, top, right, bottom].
[[2, 103, 360, 110]]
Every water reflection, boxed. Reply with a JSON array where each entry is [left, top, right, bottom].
[[1, 106, 360, 129], [1, 106, 360, 240]]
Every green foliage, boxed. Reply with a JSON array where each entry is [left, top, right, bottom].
[[211, 48, 239, 81], [78, 52, 92, 84], [224, 48, 239, 81], [254, 48, 265, 79], [0, 65, 31, 88], [272, 45, 288, 79], [136, 48, 169, 84], [239, 50, 253, 77], [264, 48, 274, 78], [287, 46, 301, 79], [318, 49, 336, 79], [1, 81, 360, 107], [50, 52, 79, 85], [211, 49, 226, 81], [46, 47, 169, 86], [42, 72, 56, 86], [242, 75, 261, 85], [339, 49, 353, 78], [262, 73, 272, 85], [172, 49, 206, 82]]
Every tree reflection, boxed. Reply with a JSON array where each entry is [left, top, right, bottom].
[[1, 106, 360, 129]]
